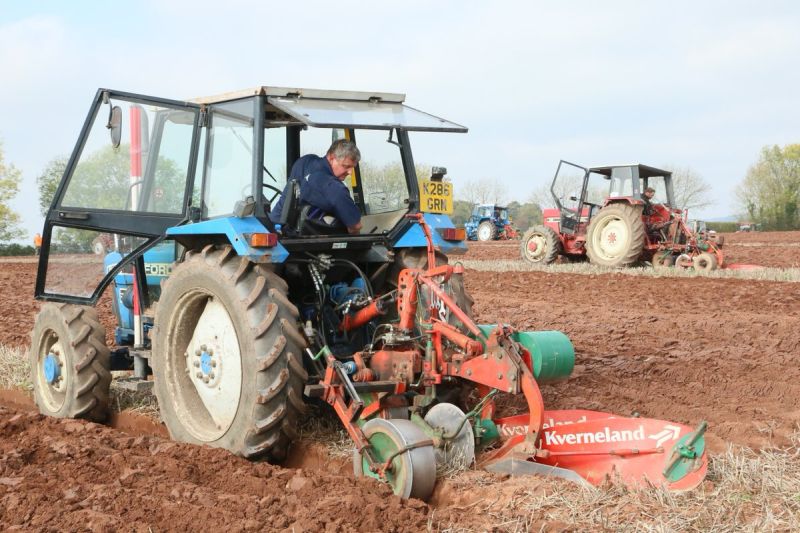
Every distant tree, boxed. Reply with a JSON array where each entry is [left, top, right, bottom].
[[0, 141, 24, 242], [663, 165, 713, 211], [450, 199, 473, 226], [736, 144, 800, 230], [529, 168, 583, 210], [0, 243, 36, 256], [457, 178, 506, 205], [506, 201, 543, 230], [37, 156, 68, 217]]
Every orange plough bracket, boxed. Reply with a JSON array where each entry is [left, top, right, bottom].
[[488, 409, 708, 491]]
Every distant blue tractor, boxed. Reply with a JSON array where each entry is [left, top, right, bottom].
[[465, 204, 519, 241]]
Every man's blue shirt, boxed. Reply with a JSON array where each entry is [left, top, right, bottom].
[[269, 154, 361, 227]]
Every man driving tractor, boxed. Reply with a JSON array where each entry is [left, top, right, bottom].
[[270, 139, 363, 234]]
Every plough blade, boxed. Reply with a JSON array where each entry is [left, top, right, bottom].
[[484, 456, 591, 486], [487, 409, 708, 491]]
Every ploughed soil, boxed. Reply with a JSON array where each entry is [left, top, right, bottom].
[[1, 233, 798, 530], [463, 230, 800, 268]]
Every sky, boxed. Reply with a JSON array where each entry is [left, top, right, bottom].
[[2, 0, 799, 240]]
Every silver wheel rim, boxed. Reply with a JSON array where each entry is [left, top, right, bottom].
[[424, 403, 475, 471], [167, 291, 243, 441], [478, 225, 492, 241]]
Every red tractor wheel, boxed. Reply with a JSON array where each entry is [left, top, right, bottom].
[[586, 204, 645, 268], [692, 252, 718, 272], [653, 253, 675, 269], [520, 225, 560, 265]]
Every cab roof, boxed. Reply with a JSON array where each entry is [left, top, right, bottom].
[[191, 86, 467, 133], [190, 86, 406, 105], [589, 164, 672, 178]]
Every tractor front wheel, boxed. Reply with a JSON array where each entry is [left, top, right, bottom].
[[152, 245, 307, 461], [29, 303, 111, 421], [476, 221, 497, 241], [586, 204, 645, 267], [520, 225, 561, 264]]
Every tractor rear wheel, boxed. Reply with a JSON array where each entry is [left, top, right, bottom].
[[520, 225, 560, 264], [29, 303, 111, 422], [692, 252, 718, 272], [152, 245, 307, 461], [586, 204, 645, 267], [476, 221, 497, 241]]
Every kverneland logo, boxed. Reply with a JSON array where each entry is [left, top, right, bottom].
[[543, 425, 646, 446]]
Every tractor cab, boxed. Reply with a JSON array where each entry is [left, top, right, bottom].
[[550, 161, 675, 236], [35, 87, 468, 309]]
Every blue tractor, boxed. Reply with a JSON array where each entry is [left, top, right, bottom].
[[465, 204, 519, 241], [29, 85, 474, 495]]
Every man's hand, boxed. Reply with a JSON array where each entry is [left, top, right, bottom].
[[347, 221, 363, 234]]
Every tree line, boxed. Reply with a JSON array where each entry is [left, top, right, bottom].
[[2, 140, 799, 248]]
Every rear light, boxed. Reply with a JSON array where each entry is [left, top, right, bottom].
[[441, 227, 466, 241], [249, 233, 277, 248]]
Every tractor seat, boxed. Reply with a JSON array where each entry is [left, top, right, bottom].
[[297, 205, 345, 235], [278, 179, 345, 236]]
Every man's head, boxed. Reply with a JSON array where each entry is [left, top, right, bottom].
[[326, 139, 361, 180], [644, 187, 656, 199]]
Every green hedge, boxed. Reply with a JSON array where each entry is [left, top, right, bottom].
[[0, 244, 37, 256], [706, 222, 739, 233]]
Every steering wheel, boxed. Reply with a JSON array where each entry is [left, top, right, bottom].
[[262, 182, 283, 204], [240, 182, 284, 204]]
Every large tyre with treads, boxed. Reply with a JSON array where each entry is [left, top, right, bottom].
[[152, 244, 307, 461], [520, 225, 560, 265], [586, 203, 646, 267], [29, 303, 111, 422]]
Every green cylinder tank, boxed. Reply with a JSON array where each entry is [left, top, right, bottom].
[[476, 325, 575, 384]]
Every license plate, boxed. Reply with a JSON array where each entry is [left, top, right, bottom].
[[419, 180, 453, 214]]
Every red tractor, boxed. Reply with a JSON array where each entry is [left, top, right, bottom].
[[521, 161, 723, 270]]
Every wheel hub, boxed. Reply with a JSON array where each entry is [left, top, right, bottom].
[[597, 218, 629, 259], [196, 346, 218, 384], [526, 234, 546, 260], [43, 353, 61, 384]]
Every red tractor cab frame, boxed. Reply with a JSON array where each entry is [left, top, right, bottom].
[[522, 162, 686, 268]]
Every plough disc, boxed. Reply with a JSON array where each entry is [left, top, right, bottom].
[[487, 409, 708, 491]]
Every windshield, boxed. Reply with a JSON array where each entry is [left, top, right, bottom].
[[641, 175, 671, 206], [269, 127, 411, 217], [551, 161, 586, 212], [203, 99, 256, 218], [60, 98, 196, 214]]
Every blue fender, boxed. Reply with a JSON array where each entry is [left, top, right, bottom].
[[393, 213, 467, 255], [166, 216, 289, 263]]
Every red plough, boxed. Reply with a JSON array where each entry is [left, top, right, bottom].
[[319, 214, 708, 500]]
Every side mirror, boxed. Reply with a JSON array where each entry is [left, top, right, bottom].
[[108, 105, 122, 148]]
